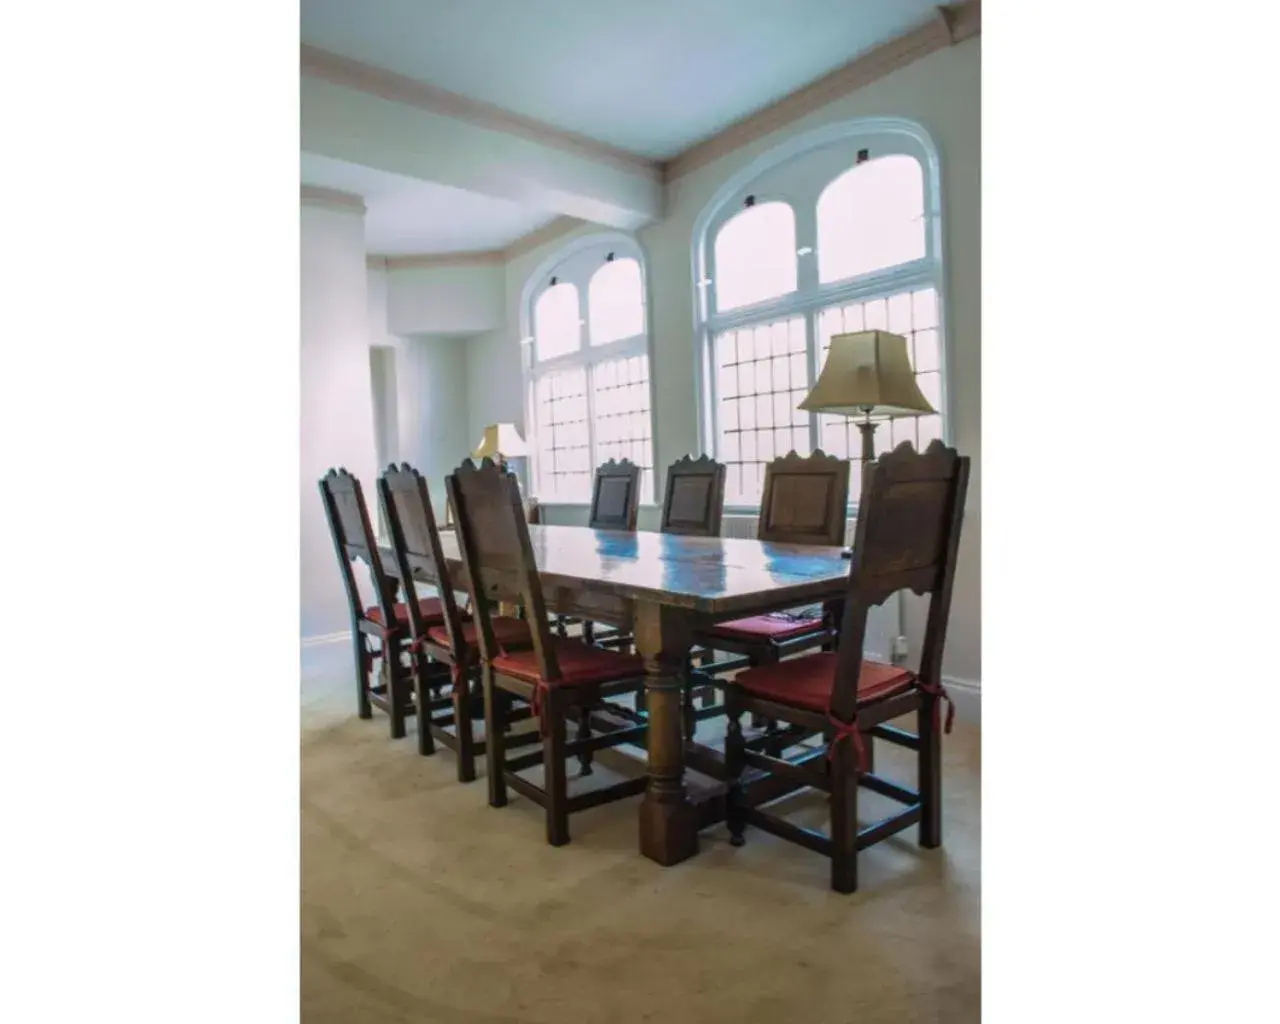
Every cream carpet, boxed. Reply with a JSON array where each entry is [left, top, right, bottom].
[[301, 672, 981, 1023]]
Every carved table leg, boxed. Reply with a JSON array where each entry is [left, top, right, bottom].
[[634, 602, 699, 866]]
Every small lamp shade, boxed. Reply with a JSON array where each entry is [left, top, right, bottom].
[[798, 330, 936, 419], [472, 422, 529, 460]]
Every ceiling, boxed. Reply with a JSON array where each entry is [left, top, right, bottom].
[[300, 0, 940, 160], [300, 153, 559, 255]]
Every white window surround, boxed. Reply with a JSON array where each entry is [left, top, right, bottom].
[[690, 117, 952, 513], [520, 232, 657, 505]]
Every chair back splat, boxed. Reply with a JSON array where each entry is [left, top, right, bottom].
[[829, 440, 970, 722], [660, 454, 726, 538], [318, 468, 397, 626], [588, 458, 642, 531], [377, 464, 467, 655], [757, 450, 851, 546], [446, 458, 560, 679]]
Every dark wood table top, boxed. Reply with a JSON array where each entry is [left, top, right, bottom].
[[381, 523, 850, 615]]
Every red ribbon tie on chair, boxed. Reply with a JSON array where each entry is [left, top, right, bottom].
[[917, 679, 956, 734], [529, 680, 550, 736], [826, 713, 868, 773]]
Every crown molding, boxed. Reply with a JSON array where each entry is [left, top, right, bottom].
[[301, 45, 660, 181], [661, 1, 980, 182], [301, 184, 366, 212], [369, 216, 585, 272], [383, 250, 504, 270], [502, 216, 584, 261]]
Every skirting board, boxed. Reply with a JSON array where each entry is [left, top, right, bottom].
[[301, 631, 351, 680], [300, 633, 981, 724], [944, 676, 981, 725]]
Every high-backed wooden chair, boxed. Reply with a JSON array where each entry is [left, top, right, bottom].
[[588, 458, 642, 531], [318, 468, 443, 739], [378, 463, 536, 781], [659, 454, 726, 537], [723, 440, 970, 892], [447, 458, 650, 847], [556, 458, 642, 646], [701, 450, 851, 665]]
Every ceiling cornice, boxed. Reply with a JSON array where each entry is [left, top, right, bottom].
[[301, 184, 365, 212], [369, 216, 584, 272], [663, 1, 980, 181], [301, 44, 661, 181], [501, 216, 584, 261], [383, 250, 504, 270]]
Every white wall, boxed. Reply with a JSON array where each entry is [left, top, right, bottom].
[[482, 39, 982, 687], [386, 264, 504, 336], [398, 334, 472, 518], [464, 327, 525, 453], [301, 202, 379, 641]]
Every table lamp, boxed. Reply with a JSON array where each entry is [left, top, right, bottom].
[[471, 422, 529, 470], [798, 330, 936, 555]]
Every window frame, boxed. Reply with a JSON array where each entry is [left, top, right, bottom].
[[521, 232, 657, 505], [691, 118, 950, 514]]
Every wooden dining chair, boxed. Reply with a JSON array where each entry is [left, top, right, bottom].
[[378, 463, 536, 781], [588, 458, 642, 531], [723, 440, 970, 892], [555, 458, 642, 646], [447, 457, 650, 847], [318, 467, 439, 739], [659, 453, 727, 537], [700, 450, 850, 666]]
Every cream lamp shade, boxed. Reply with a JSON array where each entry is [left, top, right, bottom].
[[798, 330, 936, 419], [472, 422, 529, 460]]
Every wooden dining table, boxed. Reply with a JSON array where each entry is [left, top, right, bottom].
[[379, 523, 851, 866]]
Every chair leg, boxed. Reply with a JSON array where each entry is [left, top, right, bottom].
[[483, 667, 507, 808], [582, 620, 595, 645], [681, 682, 697, 742], [725, 693, 747, 847], [749, 652, 777, 732], [386, 650, 408, 740], [453, 668, 476, 783], [354, 636, 373, 719], [861, 725, 875, 775], [556, 616, 568, 639], [919, 694, 942, 848], [414, 655, 436, 757], [695, 649, 716, 708], [543, 691, 570, 846], [576, 703, 594, 776], [830, 741, 860, 894]]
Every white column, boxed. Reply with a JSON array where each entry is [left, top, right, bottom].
[[301, 192, 378, 642]]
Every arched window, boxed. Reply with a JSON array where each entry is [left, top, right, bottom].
[[588, 257, 644, 345], [817, 154, 925, 283], [534, 281, 580, 361], [694, 121, 945, 507], [712, 201, 797, 312], [524, 237, 654, 503]]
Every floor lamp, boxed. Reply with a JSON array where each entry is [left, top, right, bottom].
[[797, 330, 937, 556]]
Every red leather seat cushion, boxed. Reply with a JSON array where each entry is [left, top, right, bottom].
[[365, 597, 446, 627], [493, 638, 644, 688], [426, 616, 532, 652], [734, 652, 915, 712], [710, 613, 825, 641]]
